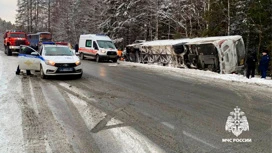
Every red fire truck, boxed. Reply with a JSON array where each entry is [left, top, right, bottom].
[[3, 30, 29, 56]]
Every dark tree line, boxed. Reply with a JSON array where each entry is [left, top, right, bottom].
[[0, 18, 15, 34]]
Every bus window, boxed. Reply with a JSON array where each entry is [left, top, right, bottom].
[[40, 33, 52, 41]]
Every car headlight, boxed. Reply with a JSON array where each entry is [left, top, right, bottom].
[[75, 60, 81, 66], [101, 50, 106, 53], [45, 60, 55, 66]]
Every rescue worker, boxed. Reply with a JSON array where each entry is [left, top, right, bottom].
[[246, 52, 257, 79], [259, 50, 270, 79], [74, 44, 79, 53], [16, 46, 34, 75]]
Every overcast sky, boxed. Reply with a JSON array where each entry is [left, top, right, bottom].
[[0, 0, 17, 24]]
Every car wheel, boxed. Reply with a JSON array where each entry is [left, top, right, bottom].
[[4, 46, 7, 54], [7, 47, 12, 56], [80, 53, 85, 60], [40, 66, 47, 79], [96, 55, 100, 63]]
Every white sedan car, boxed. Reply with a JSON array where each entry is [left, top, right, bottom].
[[18, 45, 83, 79]]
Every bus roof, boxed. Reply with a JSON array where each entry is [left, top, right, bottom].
[[140, 35, 242, 47], [28, 32, 51, 35]]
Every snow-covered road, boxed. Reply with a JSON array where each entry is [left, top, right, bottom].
[[0, 51, 165, 153], [0, 50, 271, 153]]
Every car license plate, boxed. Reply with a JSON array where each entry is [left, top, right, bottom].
[[59, 68, 73, 72]]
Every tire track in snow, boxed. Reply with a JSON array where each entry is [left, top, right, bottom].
[[30, 78, 74, 153], [66, 92, 166, 153], [20, 77, 47, 153], [42, 81, 101, 153], [55, 81, 176, 152]]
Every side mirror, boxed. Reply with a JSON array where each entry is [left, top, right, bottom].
[[31, 52, 39, 56]]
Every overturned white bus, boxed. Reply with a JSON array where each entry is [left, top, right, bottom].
[[125, 35, 246, 74]]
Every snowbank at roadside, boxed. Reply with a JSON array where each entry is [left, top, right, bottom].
[[119, 61, 272, 88], [0, 51, 25, 153]]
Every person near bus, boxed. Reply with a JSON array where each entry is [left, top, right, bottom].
[[259, 50, 270, 79], [246, 52, 257, 79]]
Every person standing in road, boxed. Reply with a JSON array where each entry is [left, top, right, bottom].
[[246, 52, 257, 79], [259, 50, 270, 79], [74, 44, 79, 53]]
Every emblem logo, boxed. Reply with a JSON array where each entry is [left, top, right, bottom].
[[24, 60, 33, 66], [225, 106, 249, 137]]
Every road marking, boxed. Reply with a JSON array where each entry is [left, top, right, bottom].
[[161, 122, 175, 130], [183, 131, 218, 149], [58, 82, 97, 102], [108, 64, 118, 67], [141, 112, 175, 130], [29, 79, 39, 115]]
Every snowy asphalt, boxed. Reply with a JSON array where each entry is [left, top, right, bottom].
[[0, 49, 271, 153]]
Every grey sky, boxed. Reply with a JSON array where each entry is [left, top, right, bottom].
[[0, 0, 17, 24]]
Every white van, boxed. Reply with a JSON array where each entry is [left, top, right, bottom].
[[78, 34, 118, 62]]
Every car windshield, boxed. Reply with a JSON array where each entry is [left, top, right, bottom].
[[97, 40, 116, 49], [44, 46, 73, 56], [9, 33, 25, 38]]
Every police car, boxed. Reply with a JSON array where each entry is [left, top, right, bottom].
[[18, 44, 83, 79]]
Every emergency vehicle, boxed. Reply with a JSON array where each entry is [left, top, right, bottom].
[[3, 30, 29, 56], [78, 34, 118, 62], [18, 44, 82, 79]]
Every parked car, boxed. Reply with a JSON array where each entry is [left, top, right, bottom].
[[18, 44, 83, 79]]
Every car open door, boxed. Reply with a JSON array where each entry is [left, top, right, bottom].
[[18, 45, 41, 71]]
